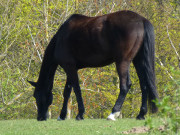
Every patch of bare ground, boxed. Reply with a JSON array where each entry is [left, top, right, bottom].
[[122, 125, 165, 134], [122, 126, 149, 134]]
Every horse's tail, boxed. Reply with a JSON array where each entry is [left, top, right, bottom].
[[133, 19, 159, 114], [142, 19, 159, 113]]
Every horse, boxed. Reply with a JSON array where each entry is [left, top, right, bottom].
[[28, 10, 159, 121]]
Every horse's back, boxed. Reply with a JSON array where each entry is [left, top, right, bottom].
[[54, 10, 146, 68]]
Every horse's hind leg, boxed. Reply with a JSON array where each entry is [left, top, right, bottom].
[[133, 59, 148, 120], [127, 70, 132, 89], [107, 61, 131, 120]]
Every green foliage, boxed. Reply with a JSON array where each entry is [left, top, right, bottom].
[[145, 68, 180, 134]]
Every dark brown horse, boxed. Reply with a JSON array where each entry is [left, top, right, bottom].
[[28, 10, 159, 121]]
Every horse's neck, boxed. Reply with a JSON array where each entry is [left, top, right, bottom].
[[37, 36, 57, 89], [37, 57, 53, 88]]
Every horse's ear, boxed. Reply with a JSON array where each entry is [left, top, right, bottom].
[[28, 80, 37, 87]]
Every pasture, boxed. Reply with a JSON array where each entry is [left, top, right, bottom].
[[0, 118, 162, 135]]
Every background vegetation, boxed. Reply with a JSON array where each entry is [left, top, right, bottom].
[[0, 0, 179, 131]]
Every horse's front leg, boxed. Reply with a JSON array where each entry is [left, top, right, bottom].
[[73, 83, 85, 120], [59, 66, 85, 120], [58, 79, 72, 120], [71, 70, 85, 120]]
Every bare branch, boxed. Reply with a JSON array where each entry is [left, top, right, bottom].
[[95, 8, 105, 16], [27, 25, 42, 62], [0, 79, 5, 105], [110, 2, 116, 13], [166, 25, 180, 60], [43, 0, 49, 43], [156, 56, 174, 81], [0, 54, 6, 59], [25, 51, 34, 79], [0, 93, 24, 112], [7, 93, 24, 106]]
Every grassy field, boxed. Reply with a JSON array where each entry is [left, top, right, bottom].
[[0, 118, 162, 135]]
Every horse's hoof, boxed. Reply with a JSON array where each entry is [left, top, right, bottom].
[[37, 116, 47, 121], [107, 112, 120, 121], [76, 114, 84, 120], [57, 116, 65, 121], [136, 115, 145, 120], [107, 115, 116, 121]]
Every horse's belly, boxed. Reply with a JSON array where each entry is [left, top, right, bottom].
[[75, 54, 114, 68]]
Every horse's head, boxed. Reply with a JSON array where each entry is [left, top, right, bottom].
[[28, 81, 53, 121]]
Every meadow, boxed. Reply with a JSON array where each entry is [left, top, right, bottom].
[[0, 118, 163, 135]]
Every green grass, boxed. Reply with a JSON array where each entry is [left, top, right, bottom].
[[0, 118, 162, 135]]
